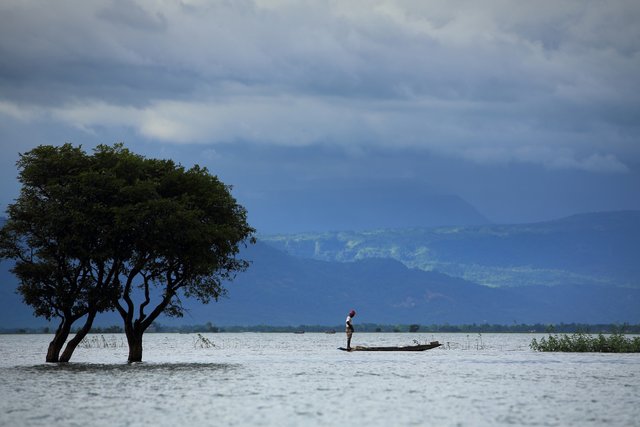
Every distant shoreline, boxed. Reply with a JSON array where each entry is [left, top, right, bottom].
[[2, 322, 639, 335]]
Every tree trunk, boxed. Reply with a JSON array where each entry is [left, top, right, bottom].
[[118, 289, 174, 363], [59, 310, 97, 363], [126, 331, 144, 362], [46, 319, 72, 363]]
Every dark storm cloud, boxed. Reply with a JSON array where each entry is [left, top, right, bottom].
[[3, 2, 636, 159], [0, 0, 639, 218]]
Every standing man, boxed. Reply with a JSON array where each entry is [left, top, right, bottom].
[[346, 309, 356, 350]]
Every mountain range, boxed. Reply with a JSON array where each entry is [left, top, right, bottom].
[[261, 211, 640, 288], [0, 211, 638, 328]]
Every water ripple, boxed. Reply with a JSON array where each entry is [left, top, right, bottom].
[[0, 333, 638, 427]]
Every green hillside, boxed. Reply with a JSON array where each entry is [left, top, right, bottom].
[[261, 211, 640, 288]]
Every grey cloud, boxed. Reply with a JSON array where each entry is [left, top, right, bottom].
[[1, 0, 632, 102], [0, 0, 638, 172], [97, 0, 168, 32]]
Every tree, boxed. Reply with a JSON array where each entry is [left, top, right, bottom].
[[0, 143, 255, 363], [0, 144, 123, 362], [108, 149, 255, 361]]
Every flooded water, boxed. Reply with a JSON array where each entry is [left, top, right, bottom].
[[0, 333, 638, 426]]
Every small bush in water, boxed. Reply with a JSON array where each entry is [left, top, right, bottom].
[[79, 335, 125, 349], [530, 332, 640, 352], [194, 333, 215, 349]]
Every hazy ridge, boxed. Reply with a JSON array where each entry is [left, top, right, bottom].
[[1, 211, 638, 327], [261, 211, 640, 288]]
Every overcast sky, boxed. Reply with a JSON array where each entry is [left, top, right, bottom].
[[1, 0, 639, 233]]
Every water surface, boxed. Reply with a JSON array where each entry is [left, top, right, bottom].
[[1, 333, 638, 426]]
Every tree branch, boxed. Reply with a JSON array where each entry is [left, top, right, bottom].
[[121, 269, 139, 325], [140, 291, 175, 331], [114, 299, 128, 319], [138, 274, 151, 323]]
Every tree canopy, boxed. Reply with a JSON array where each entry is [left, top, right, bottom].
[[0, 143, 255, 362]]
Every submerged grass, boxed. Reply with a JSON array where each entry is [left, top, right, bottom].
[[193, 333, 215, 349], [78, 335, 126, 349], [530, 332, 640, 353]]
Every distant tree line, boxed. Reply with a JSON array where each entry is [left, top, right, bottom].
[[4, 322, 640, 335]]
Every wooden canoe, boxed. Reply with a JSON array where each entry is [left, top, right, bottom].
[[338, 341, 442, 352]]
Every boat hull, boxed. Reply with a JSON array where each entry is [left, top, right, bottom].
[[338, 341, 441, 352]]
